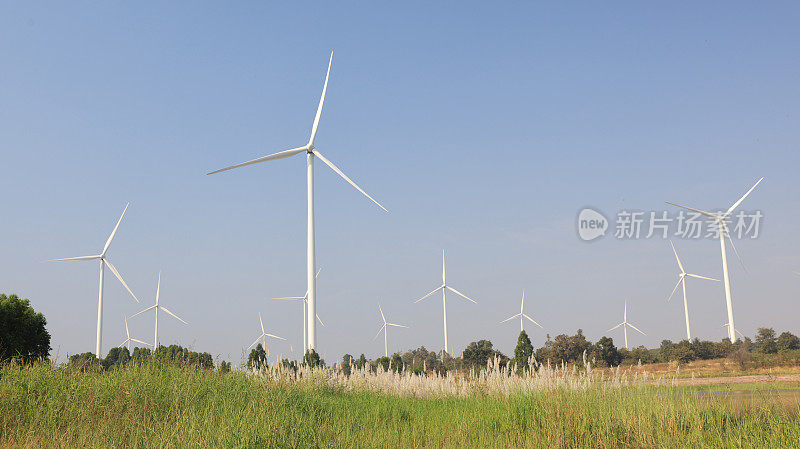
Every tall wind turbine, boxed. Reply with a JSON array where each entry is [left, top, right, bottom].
[[606, 301, 646, 349], [373, 304, 408, 358], [667, 177, 763, 342], [208, 52, 388, 352], [119, 316, 152, 352], [501, 290, 543, 332], [667, 240, 720, 341], [249, 313, 286, 354], [274, 268, 325, 353], [414, 251, 477, 354], [130, 272, 187, 349], [44, 203, 139, 357]]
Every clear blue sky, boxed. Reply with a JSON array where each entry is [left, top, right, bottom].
[[2, 2, 799, 364]]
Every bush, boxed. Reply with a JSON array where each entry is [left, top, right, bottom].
[[0, 294, 51, 363]]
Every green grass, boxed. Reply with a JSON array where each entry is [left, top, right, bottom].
[[1, 363, 799, 448]]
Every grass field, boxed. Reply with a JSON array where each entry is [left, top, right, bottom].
[[1, 362, 799, 448]]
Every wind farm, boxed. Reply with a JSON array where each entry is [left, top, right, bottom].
[[3, 3, 800, 448]]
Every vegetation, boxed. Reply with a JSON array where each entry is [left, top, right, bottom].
[[1, 361, 798, 448], [0, 293, 51, 363]]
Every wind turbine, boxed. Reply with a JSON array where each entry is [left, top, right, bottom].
[[273, 268, 326, 353], [208, 52, 388, 352], [119, 316, 152, 352], [667, 240, 720, 341], [606, 301, 646, 349], [130, 272, 187, 349], [667, 177, 763, 342], [723, 323, 746, 340], [248, 312, 286, 353], [373, 304, 408, 357], [414, 250, 477, 354], [44, 203, 139, 357], [501, 290, 543, 333]]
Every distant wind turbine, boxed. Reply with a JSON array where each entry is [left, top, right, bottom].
[[667, 240, 719, 341], [667, 177, 763, 342], [273, 268, 325, 353], [208, 52, 388, 353], [501, 290, 543, 333], [414, 250, 477, 354], [606, 301, 646, 349], [249, 312, 286, 354], [119, 316, 152, 352], [44, 203, 139, 357], [130, 272, 187, 349], [373, 304, 408, 357], [723, 323, 746, 339]]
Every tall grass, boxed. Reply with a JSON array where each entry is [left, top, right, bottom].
[[0, 361, 797, 448]]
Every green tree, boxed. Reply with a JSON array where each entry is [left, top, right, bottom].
[[777, 331, 800, 352], [247, 344, 268, 370], [595, 336, 621, 366], [69, 352, 101, 372], [219, 360, 232, 373], [462, 340, 495, 370], [303, 349, 321, 368], [514, 330, 534, 373], [356, 353, 367, 369], [342, 354, 353, 375], [391, 353, 403, 373], [102, 347, 131, 370], [0, 293, 51, 363], [755, 327, 778, 354]]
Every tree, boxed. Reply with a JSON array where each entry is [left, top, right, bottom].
[[777, 332, 800, 352], [356, 354, 367, 370], [391, 353, 403, 373], [247, 344, 268, 370], [595, 336, 621, 367], [514, 330, 534, 373], [102, 347, 131, 370], [69, 352, 101, 372], [462, 340, 495, 371], [342, 354, 353, 375], [303, 349, 321, 368], [755, 327, 778, 354], [0, 293, 51, 363], [219, 360, 232, 373]]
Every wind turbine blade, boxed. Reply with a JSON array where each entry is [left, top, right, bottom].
[[442, 250, 446, 285], [118, 338, 129, 347], [607, 323, 623, 332], [273, 296, 305, 301], [259, 312, 265, 333], [103, 259, 139, 303], [379, 304, 386, 323], [414, 286, 443, 303], [155, 271, 161, 305], [522, 314, 544, 329], [312, 150, 388, 213], [665, 202, 717, 219], [103, 203, 129, 255], [725, 177, 764, 217], [316, 314, 325, 326], [446, 286, 477, 304], [160, 306, 188, 325], [308, 51, 333, 146], [42, 255, 101, 262], [627, 323, 647, 335], [387, 323, 409, 328], [131, 338, 152, 347], [667, 278, 682, 302], [373, 324, 386, 341], [669, 240, 685, 273], [686, 273, 720, 282], [248, 336, 262, 350], [207, 146, 307, 175], [130, 305, 157, 318], [124, 316, 130, 337], [520, 290, 525, 313], [719, 220, 747, 272], [500, 313, 521, 324], [264, 333, 286, 341]]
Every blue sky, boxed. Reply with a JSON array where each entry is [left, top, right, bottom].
[[2, 3, 799, 364]]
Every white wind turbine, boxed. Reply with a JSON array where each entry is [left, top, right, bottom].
[[667, 177, 763, 342], [414, 250, 477, 354], [273, 268, 326, 353], [119, 316, 152, 352], [606, 301, 646, 349], [208, 52, 388, 353], [723, 323, 746, 340], [44, 203, 139, 357], [501, 290, 543, 333], [667, 240, 720, 341], [248, 312, 286, 354], [373, 304, 408, 358], [130, 272, 187, 349]]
